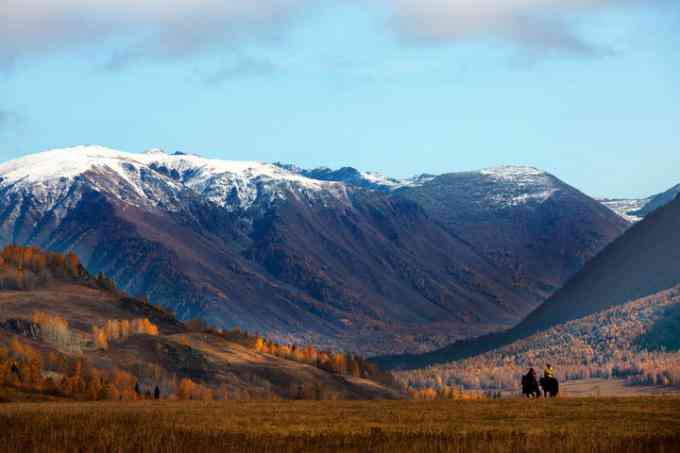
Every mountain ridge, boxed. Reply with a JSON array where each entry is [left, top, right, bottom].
[[0, 145, 629, 355]]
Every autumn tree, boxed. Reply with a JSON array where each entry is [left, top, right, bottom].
[[178, 378, 194, 400]]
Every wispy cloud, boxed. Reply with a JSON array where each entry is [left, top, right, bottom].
[[1, 0, 311, 69], [0, 0, 671, 70], [376, 0, 669, 56]]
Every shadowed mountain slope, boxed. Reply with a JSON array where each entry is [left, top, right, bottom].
[[373, 193, 680, 370]]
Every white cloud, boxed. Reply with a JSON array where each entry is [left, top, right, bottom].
[[376, 0, 666, 54], [0, 0, 670, 69], [0, 0, 311, 68]]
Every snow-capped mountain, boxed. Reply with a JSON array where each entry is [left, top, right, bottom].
[[0, 145, 629, 355], [0, 146, 349, 214], [390, 165, 629, 300], [473, 165, 559, 207], [296, 164, 563, 208]]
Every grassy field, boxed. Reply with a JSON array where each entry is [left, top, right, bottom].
[[561, 379, 680, 397], [1, 398, 680, 452]]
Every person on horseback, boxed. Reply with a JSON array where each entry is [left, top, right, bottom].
[[540, 364, 559, 398], [521, 368, 541, 398]]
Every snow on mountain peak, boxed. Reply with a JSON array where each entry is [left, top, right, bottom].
[[0, 147, 570, 214], [478, 165, 558, 207], [146, 152, 345, 210], [0, 145, 347, 212], [0, 145, 149, 185], [479, 165, 546, 180]]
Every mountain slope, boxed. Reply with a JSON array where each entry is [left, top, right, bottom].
[[394, 166, 629, 301], [0, 246, 400, 401], [299, 164, 628, 308], [374, 193, 680, 370], [397, 286, 680, 392]]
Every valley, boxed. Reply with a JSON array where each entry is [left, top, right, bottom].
[[1, 147, 679, 405]]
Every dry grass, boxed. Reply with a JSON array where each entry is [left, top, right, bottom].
[[1, 398, 680, 452]]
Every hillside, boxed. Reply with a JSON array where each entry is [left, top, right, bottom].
[[0, 147, 626, 355], [394, 166, 628, 301], [397, 287, 680, 393], [300, 164, 628, 303], [374, 193, 680, 370], [0, 246, 400, 402]]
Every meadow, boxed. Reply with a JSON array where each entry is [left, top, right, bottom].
[[1, 398, 680, 453]]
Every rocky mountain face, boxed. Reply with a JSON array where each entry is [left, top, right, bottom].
[[301, 165, 629, 304], [0, 146, 627, 355], [374, 194, 680, 370]]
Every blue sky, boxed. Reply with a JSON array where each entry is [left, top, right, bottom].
[[1, 1, 678, 198]]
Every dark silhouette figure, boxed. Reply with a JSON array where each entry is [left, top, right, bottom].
[[540, 364, 559, 398], [521, 368, 541, 398], [154, 386, 161, 400]]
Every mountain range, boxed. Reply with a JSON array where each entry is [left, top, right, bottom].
[[0, 145, 667, 355]]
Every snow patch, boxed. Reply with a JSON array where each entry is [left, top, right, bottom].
[[479, 166, 558, 207], [598, 198, 647, 223]]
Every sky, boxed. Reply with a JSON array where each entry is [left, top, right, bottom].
[[1, 0, 679, 199]]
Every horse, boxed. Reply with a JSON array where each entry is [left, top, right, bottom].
[[539, 376, 559, 398], [522, 373, 542, 398]]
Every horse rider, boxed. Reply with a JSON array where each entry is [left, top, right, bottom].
[[544, 364, 555, 380]]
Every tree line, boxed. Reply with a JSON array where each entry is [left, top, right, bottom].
[[0, 245, 116, 292]]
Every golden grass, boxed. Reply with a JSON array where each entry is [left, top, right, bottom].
[[1, 398, 680, 452]]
